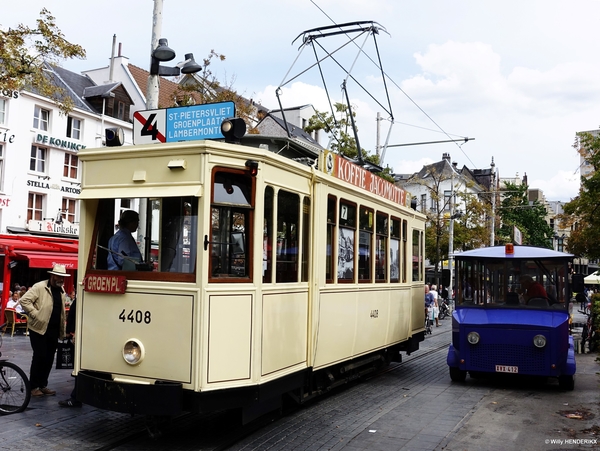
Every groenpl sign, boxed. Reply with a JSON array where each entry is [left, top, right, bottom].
[[133, 101, 235, 145]]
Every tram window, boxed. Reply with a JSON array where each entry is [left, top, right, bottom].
[[301, 197, 311, 282], [276, 190, 300, 283], [210, 170, 254, 281], [338, 201, 356, 281], [263, 186, 274, 283], [412, 229, 422, 282], [375, 212, 387, 282], [358, 206, 373, 282], [326, 196, 336, 283], [89, 196, 198, 278], [402, 220, 408, 283], [390, 217, 400, 283]]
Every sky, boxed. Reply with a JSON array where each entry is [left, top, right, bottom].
[[4, 0, 600, 201]]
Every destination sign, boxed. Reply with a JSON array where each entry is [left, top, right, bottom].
[[133, 101, 236, 145], [83, 274, 127, 294]]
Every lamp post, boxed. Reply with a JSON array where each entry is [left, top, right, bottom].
[[146, 0, 202, 109], [490, 157, 496, 246]]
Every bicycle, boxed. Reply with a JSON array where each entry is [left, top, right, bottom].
[[0, 322, 31, 414]]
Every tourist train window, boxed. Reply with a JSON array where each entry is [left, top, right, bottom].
[[27, 193, 45, 221], [358, 206, 373, 282], [375, 212, 388, 282], [89, 197, 198, 280], [30, 146, 47, 173], [66, 116, 82, 140], [326, 196, 336, 283], [63, 153, 79, 179], [210, 170, 253, 281], [33, 106, 49, 131], [338, 201, 356, 282]]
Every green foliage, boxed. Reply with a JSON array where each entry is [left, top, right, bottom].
[[559, 132, 600, 258], [0, 8, 86, 114], [497, 182, 553, 248]]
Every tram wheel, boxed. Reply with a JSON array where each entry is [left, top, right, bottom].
[[449, 367, 467, 382], [558, 375, 574, 391]]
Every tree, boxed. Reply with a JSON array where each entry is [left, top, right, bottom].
[[497, 182, 553, 248], [0, 8, 86, 113], [558, 132, 600, 258], [304, 103, 395, 182], [178, 50, 259, 133], [453, 190, 493, 251]]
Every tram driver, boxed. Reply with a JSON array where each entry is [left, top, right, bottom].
[[107, 210, 142, 270]]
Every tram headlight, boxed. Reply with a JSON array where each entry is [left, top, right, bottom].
[[467, 331, 480, 345], [123, 339, 144, 365], [533, 334, 547, 348]]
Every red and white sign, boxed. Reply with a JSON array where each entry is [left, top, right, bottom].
[[133, 109, 167, 145], [83, 274, 127, 294]]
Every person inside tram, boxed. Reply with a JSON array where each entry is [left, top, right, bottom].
[[107, 210, 142, 270], [518, 275, 548, 304]]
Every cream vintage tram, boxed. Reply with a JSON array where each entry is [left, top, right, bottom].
[[74, 119, 426, 419]]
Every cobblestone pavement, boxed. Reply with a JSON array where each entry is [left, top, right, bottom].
[[1, 310, 597, 451]]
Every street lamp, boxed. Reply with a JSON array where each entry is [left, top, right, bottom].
[[146, 0, 202, 110], [149, 38, 202, 77]]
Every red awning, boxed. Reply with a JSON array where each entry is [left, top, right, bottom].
[[15, 251, 78, 269]]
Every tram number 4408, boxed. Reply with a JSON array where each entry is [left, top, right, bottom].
[[119, 309, 152, 324]]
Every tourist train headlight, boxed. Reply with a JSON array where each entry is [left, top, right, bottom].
[[533, 334, 547, 348], [123, 339, 144, 365], [467, 331, 480, 345]]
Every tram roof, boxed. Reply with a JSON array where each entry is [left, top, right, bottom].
[[455, 245, 574, 260]]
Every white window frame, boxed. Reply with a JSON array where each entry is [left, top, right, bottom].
[[30, 145, 47, 173], [27, 192, 45, 221], [67, 116, 82, 139], [33, 106, 50, 131], [62, 197, 78, 223], [63, 152, 79, 179], [0, 99, 6, 125]]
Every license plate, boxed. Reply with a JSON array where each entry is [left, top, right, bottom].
[[495, 365, 518, 373]]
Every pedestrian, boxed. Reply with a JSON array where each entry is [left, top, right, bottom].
[[430, 284, 440, 327], [58, 296, 82, 407], [19, 264, 70, 397]]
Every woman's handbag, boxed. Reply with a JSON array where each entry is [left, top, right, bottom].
[[56, 339, 75, 369]]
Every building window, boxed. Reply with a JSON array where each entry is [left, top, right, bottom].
[[117, 101, 125, 120], [420, 194, 426, 212], [63, 153, 79, 179], [33, 106, 49, 131], [27, 193, 45, 221], [66, 116, 82, 139], [0, 99, 6, 124], [61, 198, 77, 223], [30, 146, 47, 173], [0, 144, 4, 191], [444, 190, 451, 211]]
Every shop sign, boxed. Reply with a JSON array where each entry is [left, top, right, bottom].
[[83, 274, 127, 294], [1, 130, 16, 143], [36, 133, 85, 151], [1, 88, 19, 99], [321, 150, 408, 207], [0, 197, 10, 208], [28, 219, 79, 236], [26, 180, 81, 194]]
